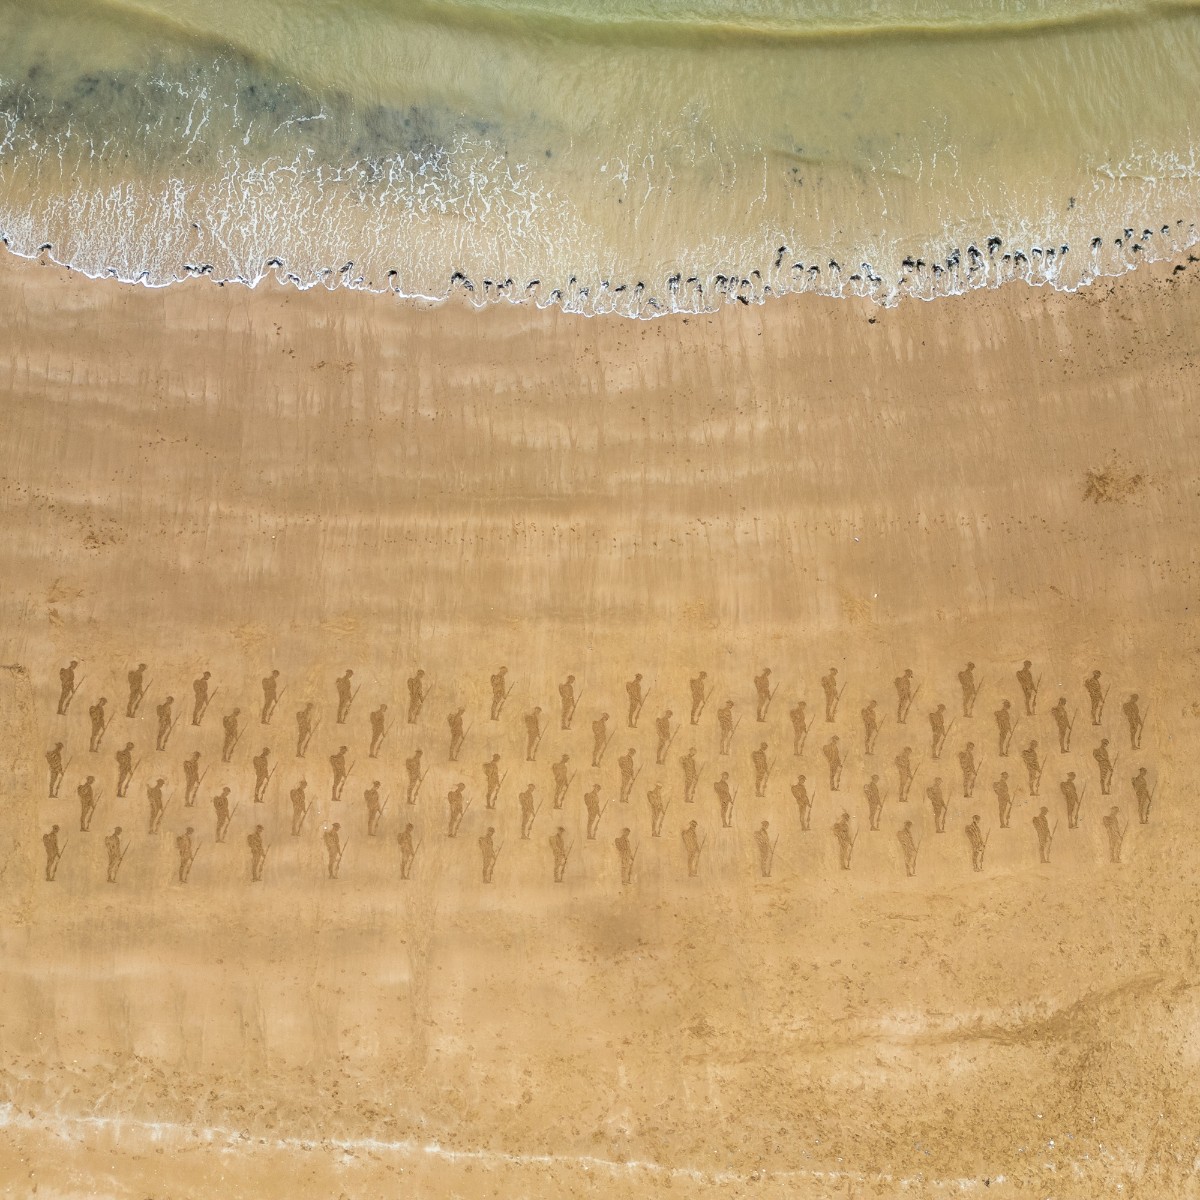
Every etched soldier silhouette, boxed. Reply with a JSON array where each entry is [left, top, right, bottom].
[[329, 745, 350, 803], [755, 821, 774, 877], [647, 783, 668, 837], [618, 747, 638, 803], [585, 783, 603, 839], [1050, 697, 1072, 753], [865, 774, 884, 831], [479, 826, 499, 883], [550, 826, 570, 883], [57, 660, 79, 715], [115, 741, 135, 797], [1132, 766, 1153, 825], [926, 776, 947, 833], [1102, 806, 1124, 863], [519, 782, 537, 839], [365, 780, 384, 835], [221, 708, 241, 763], [957, 662, 979, 717], [212, 786, 232, 843], [247, 824, 266, 881], [447, 707, 467, 761], [994, 698, 1014, 757], [155, 695, 175, 751], [484, 753, 503, 809], [993, 771, 1013, 828], [790, 700, 809, 755], [833, 811, 853, 869], [1017, 660, 1038, 716], [929, 703, 949, 758], [43, 825, 62, 881], [551, 753, 571, 808], [897, 820, 918, 877], [324, 822, 343, 878], [894, 668, 915, 723], [1122, 693, 1144, 750], [715, 771, 735, 828], [755, 668, 774, 722], [489, 666, 509, 721], [792, 774, 812, 831], [126, 663, 148, 717], [681, 820, 703, 876], [46, 742, 65, 798], [821, 668, 841, 722], [1060, 770, 1082, 829], [965, 815, 985, 872], [176, 827, 197, 882], [369, 703, 388, 758], [335, 669, 355, 725], [717, 700, 736, 755], [261, 669, 281, 724], [956, 741, 978, 798], [680, 747, 699, 802], [894, 746, 915, 802], [183, 750, 202, 806], [752, 741, 771, 798], [861, 699, 880, 754], [558, 675, 576, 730], [446, 782, 468, 837], [290, 780, 309, 836], [192, 671, 212, 726], [615, 827, 635, 884], [1093, 738, 1115, 795], [626, 673, 645, 728], [591, 712, 610, 767], [1033, 806, 1052, 863], [822, 735, 843, 791], [252, 745, 273, 803], [295, 702, 316, 758], [1021, 739, 1043, 796], [398, 823, 416, 879], [689, 671, 709, 725], [524, 706, 543, 761], [146, 776, 166, 833], [88, 697, 108, 752], [1084, 669, 1105, 725], [405, 669, 428, 725], [405, 748, 424, 804], [655, 710, 674, 764], [78, 775, 97, 831]]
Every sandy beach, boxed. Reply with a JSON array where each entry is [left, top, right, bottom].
[[2, 250, 1199, 1198]]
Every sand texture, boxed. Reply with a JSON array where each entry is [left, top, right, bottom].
[[1, 253, 1200, 1197]]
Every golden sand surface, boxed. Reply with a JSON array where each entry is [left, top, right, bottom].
[[1, 252, 1199, 1197]]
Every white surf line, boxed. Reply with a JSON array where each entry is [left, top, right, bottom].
[[0, 1103, 996, 1189]]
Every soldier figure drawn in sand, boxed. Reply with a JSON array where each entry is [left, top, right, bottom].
[[822, 735, 843, 791], [1021, 739, 1044, 796], [524, 706, 543, 761], [221, 708, 241, 763], [115, 741, 136, 798], [618, 747, 638, 803], [365, 780, 384, 835], [519, 783, 537, 839], [78, 775, 98, 831], [329, 745, 350, 802], [647, 783, 668, 837], [994, 698, 1015, 757], [490, 666, 510, 721], [369, 703, 389, 758], [1050, 697, 1072, 754], [261, 669, 281, 724], [550, 826, 570, 883], [1017, 660, 1039, 716], [335, 669, 355, 725], [717, 700, 736, 755], [791, 774, 812, 830], [551, 754, 571, 808], [755, 668, 774, 722], [958, 662, 979, 717], [865, 774, 884, 831], [821, 668, 841, 722], [591, 712, 610, 767], [1060, 770, 1083, 829], [126, 663, 148, 717], [615, 827, 635, 884], [484, 753, 504, 809], [956, 741, 978, 798], [406, 669, 427, 724], [894, 668, 916, 724], [626, 673, 645, 728], [755, 821, 775, 877], [43, 825, 63, 881], [861, 699, 880, 754], [1084, 669, 1106, 725], [290, 780, 310, 836], [192, 671, 212, 726], [183, 750, 202, 806], [1093, 737, 1115, 795], [714, 771, 735, 828], [689, 671, 709, 725], [46, 742, 65, 798], [156, 695, 175, 751], [833, 811, 854, 869], [585, 783, 603, 839], [655, 709, 674, 764], [929, 703, 949, 758], [965, 815, 986, 872], [897, 820, 918, 877], [212, 786, 233, 843], [247, 824, 266, 881], [1132, 766, 1153, 825], [894, 745, 915, 802], [926, 776, 947, 833], [446, 782, 468, 837], [993, 771, 1013, 829], [88, 696, 108, 752], [558, 675, 577, 730], [405, 749, 424, 804], [252, 747, 272, 803], [790, 700, 810, 756], [176, 827, 197, 883], [398, 823, 417, 879], [295, 702, 316, 758], [324, 823, 344, 879], [1122, 693, 1145, 750], [681, 820, 703, 877], [57, 660, 79, 715], [1033, 806, 1053, 864], [147, 776, 167, 833], [447, 707, 467, 761], [479, 826, 499, 883], [752, 741, 771, 798], [1103, 806, 1125, 863]]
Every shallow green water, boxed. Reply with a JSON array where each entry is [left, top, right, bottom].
[[1, 0, 1198, 313]]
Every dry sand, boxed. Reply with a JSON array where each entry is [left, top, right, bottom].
[[1, 251, 1199, 1198]]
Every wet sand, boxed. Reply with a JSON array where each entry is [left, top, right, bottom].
[[2, 252, 1199, 1198]]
